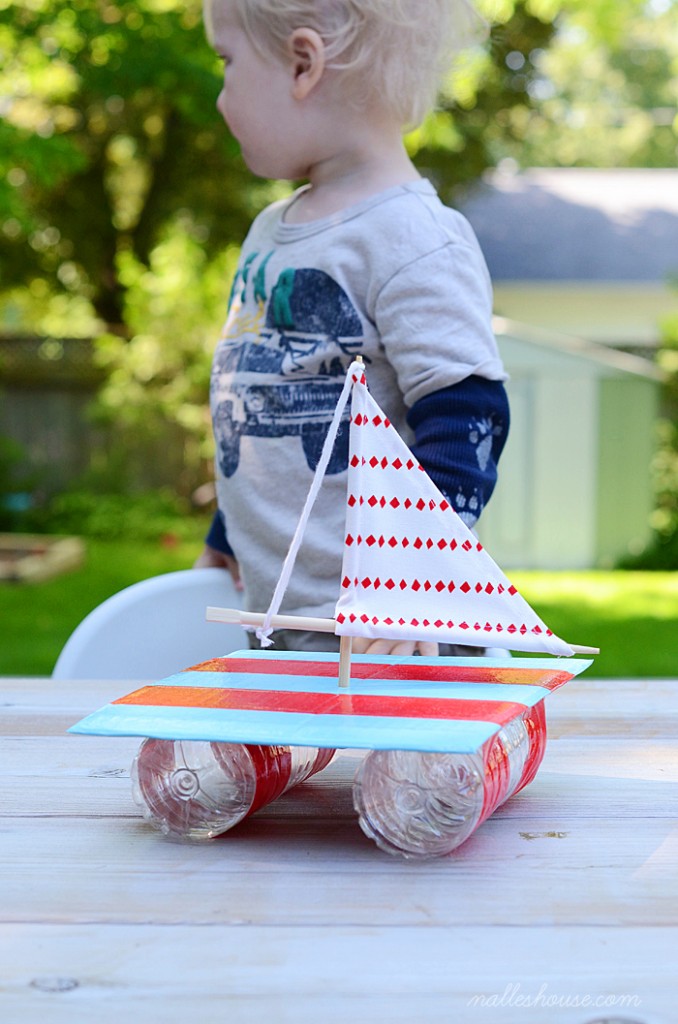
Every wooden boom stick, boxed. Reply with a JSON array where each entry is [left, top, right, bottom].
[[205, 606, 599, 657]]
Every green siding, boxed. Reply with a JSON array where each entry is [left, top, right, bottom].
[[596, 378, 658, 566]]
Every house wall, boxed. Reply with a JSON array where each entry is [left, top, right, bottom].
[[477, 366, 598, 569], [532, 373, 599, 569], [493, 283, 673, 348], [479, 373, 534, 565], [476, 332, 659, 570], [595, 377, 658, 566]]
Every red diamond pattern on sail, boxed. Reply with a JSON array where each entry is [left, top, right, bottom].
[[335, 370, 573, 656]]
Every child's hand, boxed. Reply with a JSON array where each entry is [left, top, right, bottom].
[[351, 637, 438, 657], [194, 545, 244, 591]]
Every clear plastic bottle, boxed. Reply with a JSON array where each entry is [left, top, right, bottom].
[[131, 740, 335, 841], [353, 700, 547, 859]]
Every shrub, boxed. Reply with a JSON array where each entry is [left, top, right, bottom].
[[28, 487, 206, 542], [0, 436, 35, 531]]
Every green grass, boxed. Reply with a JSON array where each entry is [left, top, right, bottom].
[[510, 571, 678, 678], [0, 537, 205, 676], [1, 540, 676, 677]]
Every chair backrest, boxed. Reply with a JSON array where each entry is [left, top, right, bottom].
[[52, 568, 249, 680]]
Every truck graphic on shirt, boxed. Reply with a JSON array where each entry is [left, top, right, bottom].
[[212, 266, 364, 478]]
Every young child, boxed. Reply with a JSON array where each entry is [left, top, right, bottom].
[[197, 0, 510, 657]]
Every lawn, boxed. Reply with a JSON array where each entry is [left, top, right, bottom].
[[510, 570, 678, 678], [0, 536, 206, 677], [1, 537, 676, 677]]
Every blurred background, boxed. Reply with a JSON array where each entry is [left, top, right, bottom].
[[1, 0, 676, 676]]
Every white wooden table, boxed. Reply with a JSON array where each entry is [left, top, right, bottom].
[[1, 675, 676, 1023]]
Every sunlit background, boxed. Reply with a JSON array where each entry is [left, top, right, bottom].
[[1, 0, 676, 675]]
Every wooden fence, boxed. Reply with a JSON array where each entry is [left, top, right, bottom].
[[0, 335, 192, 499], [0, 335, 105, 497]]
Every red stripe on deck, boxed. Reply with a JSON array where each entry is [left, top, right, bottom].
[[113, 686, 526, 726], [184, 657, 572, 691]]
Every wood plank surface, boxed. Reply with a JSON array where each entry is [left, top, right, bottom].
[[0, 924, 667, 1024], [1, 674, 676, 1023]]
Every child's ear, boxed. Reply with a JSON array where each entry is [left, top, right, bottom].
[[288, 27, 325, 99]]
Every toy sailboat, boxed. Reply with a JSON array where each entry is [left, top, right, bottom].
[[71, 359, 596, 756]]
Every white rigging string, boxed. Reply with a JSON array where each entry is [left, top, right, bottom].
[[255, 361, 360, 646]]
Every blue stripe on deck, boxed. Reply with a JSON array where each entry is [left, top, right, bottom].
[[69, 704, 502, 753]]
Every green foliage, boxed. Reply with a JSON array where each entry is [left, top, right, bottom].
[[3, 0, 676, 334], [28, 486, 201, 541], [0, 0, 272, 328], [650, 311, 678, 563], [488, 0, 678, 168], [1, 0, 587, 336], [621, 307, 678, 569], [0, 435, 35, 530], [88, 224, 241, 492], [409, 1, 558, 193]]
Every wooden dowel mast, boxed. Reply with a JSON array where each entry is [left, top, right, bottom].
[[338, 634, 352, 688], [206, 607, 598, 655]]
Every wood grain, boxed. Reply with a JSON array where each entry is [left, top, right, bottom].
[[1, 674, 676, 1023]]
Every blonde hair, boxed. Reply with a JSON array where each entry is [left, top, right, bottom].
[[226, 0, 485, 128]]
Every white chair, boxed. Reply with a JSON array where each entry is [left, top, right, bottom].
[[52, 568, 248, 680]]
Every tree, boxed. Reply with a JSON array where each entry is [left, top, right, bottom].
[[1, 0, 284, 494], [3, 0, 676, 336], [411, 0, 558, 195], [479, 0, 678, 168], [0, 0, 274, 331], [640, 306, 678, 567], [1, 0, 593, 337]]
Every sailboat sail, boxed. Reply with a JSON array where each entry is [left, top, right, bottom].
[[334, 363, 573, 657]]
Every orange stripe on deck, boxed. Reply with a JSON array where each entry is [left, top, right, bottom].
[[113, 685, 526, 726], [185, 656, 572, 691]]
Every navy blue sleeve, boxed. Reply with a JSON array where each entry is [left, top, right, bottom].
[[205, 509, 235, 557], [406, 376, 510, 528]]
